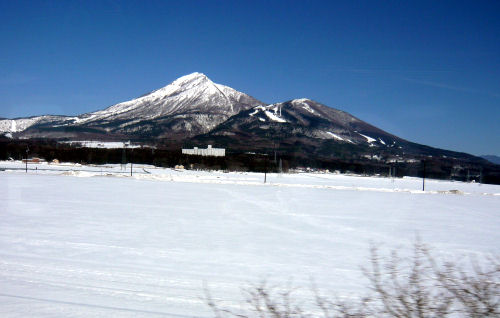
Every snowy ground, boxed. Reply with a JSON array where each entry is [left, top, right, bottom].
[[59, 140, 147, 149], [1, 161, 499, 317]]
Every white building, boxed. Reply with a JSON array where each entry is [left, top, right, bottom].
[[182, 145, 225, 157]]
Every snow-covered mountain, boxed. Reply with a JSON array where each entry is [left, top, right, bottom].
[[200, 98, 402, 147], [0, 115, 75, 137], [190, 98, 486, 162], [246, 98, 400, 145], [74, 72, 262, 135], [0, 72, 262, 139], [0, 73, 490, 163]]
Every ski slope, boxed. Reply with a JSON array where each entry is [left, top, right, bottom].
[[1, 161, 499, 317]]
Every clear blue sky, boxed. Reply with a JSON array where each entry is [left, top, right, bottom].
[[1, 0, 499, 156]]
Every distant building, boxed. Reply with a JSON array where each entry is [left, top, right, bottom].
[[22, 157, 44, 164], [182, 145, 225, 157]]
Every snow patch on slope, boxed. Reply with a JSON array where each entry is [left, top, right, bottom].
[[326, 132, 344, 141], [249, 105, 287, 123], [264, 110, 286, 123], [249, 106, 266, 117], [357, 132, 377, 143], [292, 98, 316, 114]]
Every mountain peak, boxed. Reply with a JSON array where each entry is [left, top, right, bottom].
[[176, 71, 208, 80], [141, 72, 212, 99], [49, 72, 264, 136], [171, 72, 210, 87], [290, 98, 315, 105]]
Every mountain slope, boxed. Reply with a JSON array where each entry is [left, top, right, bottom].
[[1, 72, 263, 139], [195, 98, 402, 146], [0, 73, 489, 165], [0, 115, 75, 135], [481, 155, 500, 165], [191, 98, 484, 162], [74, 72, 262, 133]]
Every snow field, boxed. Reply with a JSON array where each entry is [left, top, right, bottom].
[[59, 141, 145, 149], [0, 161, 499, 317]]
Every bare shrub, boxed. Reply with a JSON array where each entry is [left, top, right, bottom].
[[205, 241, 499, 317], [205, 281, 307, 318], [430, 255, 500, 317], [363, 241, 454, 317]]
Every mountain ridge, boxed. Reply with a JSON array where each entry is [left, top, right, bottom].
[[0, 72, 263, 139], [0, 72, 492, 164], [481, 155, 500, 165]]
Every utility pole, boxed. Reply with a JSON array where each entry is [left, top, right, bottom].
[[264, 155, 268, 183], [422, 160, 426, 191], [130, 148, 133, 177], [25, 146, 29, 173], [121, 148, 127, 170]]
